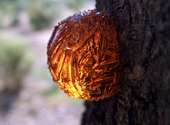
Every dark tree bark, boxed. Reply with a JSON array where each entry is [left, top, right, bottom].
[[81, 0, 170, 125]]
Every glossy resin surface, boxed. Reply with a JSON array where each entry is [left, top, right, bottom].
[[47, 10, 121, 101]]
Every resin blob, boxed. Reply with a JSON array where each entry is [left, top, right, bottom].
[[47, 10, 121, 101]]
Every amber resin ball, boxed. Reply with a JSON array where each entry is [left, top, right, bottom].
[[47, 9, 121, 101]]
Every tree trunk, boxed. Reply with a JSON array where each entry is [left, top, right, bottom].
[[81, 0, 170, 125]]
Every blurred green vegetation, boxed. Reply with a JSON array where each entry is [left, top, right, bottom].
[[0, 0, 88, 30], [28, 1, 60, 30], [0, 36, 34, 93], [42, 85, 59, 97], [42, 85, 84, 106], [31, 67, 52, 80], [66, 0, 86, 10]]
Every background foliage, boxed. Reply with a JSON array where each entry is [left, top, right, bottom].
[[0, 0, 87, 30]]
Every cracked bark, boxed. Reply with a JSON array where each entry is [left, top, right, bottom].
[[81, 0, 170, 125]]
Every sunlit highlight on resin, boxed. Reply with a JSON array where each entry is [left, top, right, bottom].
[[47, 9, 121, 101]]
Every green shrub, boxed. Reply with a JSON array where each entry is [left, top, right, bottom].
[[28, 1, 60, 30], [65, 0, 86, 10], [0, 36, 34, 93]]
